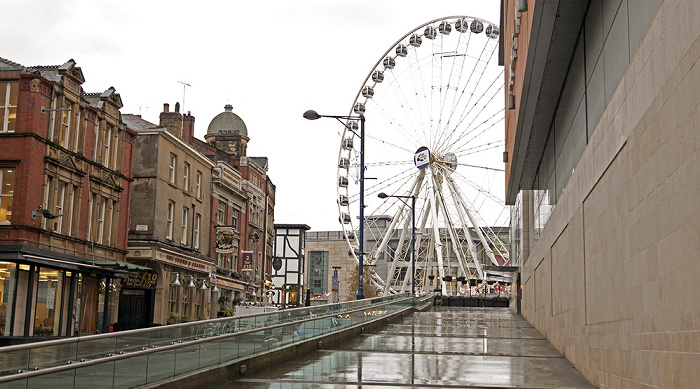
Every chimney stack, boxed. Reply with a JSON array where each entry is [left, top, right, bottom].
[[159, 102, 183, 138], [182, 111, 195, 144]]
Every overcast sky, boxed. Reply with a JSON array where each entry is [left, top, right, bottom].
[[3, 0, 502, 231]]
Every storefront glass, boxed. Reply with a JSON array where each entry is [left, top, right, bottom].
[[0, 262, 17, 335], [34, 268, 63, 336], [97, 278, 118, 333]]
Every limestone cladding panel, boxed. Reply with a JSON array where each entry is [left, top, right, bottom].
[[306, 239, 356, 302], [520, 0, 700, 387]]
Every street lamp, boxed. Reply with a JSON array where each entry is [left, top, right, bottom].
[[378, 192, 416, 296], [304, 109, 366, 300]]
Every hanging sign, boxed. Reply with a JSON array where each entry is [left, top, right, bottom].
[[241, 251, 254, 271], [414, 146, 431, 169], [272, 257, 282, 271], [216, 227, 234, 254], [121, 273, 158, 289]]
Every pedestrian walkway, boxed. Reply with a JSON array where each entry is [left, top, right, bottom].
[[220, 306, 594, 388]]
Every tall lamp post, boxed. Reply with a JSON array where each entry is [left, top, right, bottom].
[[378, 192, 416, 296], [304, 109, 366, 300]]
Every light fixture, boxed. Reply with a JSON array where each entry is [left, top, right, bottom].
[[172, 273, 181, 286], [199, 279, 208, 291], [31, 206, 63, 220], [304, 109, 367, 300], [188, 276, 195, 288], [211, 275, 219, 292]]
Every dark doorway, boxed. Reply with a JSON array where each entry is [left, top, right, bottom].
[[118, 289, 148, 330]]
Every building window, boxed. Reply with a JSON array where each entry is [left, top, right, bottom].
[[232, 209, 239, 231], [217, 201, 225, 225], [196, 171, 202, 199], [193, 213, 201, 249], [59, 101, 71, 148], [86, 194, 93, 240], [169, 280, 178, 313], [169, 154, 176, 184], [92, 118, 100, 160], [0, 168, 14, 224], [166, 201, 174, 240], [103, 125, 112, 168], [308, 251, 328, 295], [183, 163, 190, 191], [181, 207, 189, 245], [54, 182, 66, 233], [0, 82, 18, 133], [72, 109, 82, 152], [67, 185, 77, 237], [97, 197, 106, 244]]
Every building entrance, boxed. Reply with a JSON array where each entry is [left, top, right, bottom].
[[118, 289, 149, 330]]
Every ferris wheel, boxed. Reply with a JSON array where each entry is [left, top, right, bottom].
[[336, 16, 509, 297]]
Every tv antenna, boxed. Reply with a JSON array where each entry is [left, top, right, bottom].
[[178, 81, 191, 113]]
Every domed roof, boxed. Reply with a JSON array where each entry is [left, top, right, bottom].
[[207, 104, 248, 137]]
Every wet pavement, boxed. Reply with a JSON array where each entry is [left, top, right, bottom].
[[214, 306, 594, 388]]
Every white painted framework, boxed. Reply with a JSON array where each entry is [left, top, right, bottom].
[[335, 16, 510, 296]]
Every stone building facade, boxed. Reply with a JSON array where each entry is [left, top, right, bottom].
[[123, 107, 217, 327]]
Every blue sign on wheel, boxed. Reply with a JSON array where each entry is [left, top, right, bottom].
[[414, 146, 430, 169]]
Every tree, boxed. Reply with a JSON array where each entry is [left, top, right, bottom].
[[345, 264, 380, 300]]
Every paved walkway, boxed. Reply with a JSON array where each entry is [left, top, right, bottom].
[[215, 306, 594, 388]]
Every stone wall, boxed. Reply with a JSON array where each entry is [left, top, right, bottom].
[[522, 0, 700, 387]]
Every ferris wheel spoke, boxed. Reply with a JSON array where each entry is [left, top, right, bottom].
[[436, 68, 503, 153], [445, 88, 505, 153], [432, 37, 493, 149], [366, 74, 429, 147], [434, 32, 483, 149]]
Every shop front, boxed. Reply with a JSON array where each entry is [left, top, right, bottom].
[[0, 246, 147, 344], [126, 247, 215, 326]]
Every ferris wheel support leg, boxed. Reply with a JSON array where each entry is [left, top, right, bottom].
[[429, 171, 448, 295], [446, 174, 498, 268], [433, 175, 470, 279], [381, 172, 425, 296], [445, 177, 485, 280]]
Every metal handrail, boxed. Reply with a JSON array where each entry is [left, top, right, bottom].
[[0, 293, 408, 354], [0, 295, 423, 384]]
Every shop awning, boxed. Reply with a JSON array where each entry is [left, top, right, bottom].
[[216, 278, 245, 291], [90, 261, 152, 273], [21, 256, 151, 278]]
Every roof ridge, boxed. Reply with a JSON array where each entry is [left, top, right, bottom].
[[0, 57, 25, 69]]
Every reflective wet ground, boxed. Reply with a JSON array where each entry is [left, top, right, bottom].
[[213, 307, 594, 388]]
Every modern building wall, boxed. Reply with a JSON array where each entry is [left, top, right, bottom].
[[305, 231, 358, 302], [504, 0, 700, 387]]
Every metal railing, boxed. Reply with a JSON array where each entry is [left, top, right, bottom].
[[0, 294, 430, 388]]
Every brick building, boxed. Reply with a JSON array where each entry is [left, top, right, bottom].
[[189, 104, 276, 302], [0, 58, 139, 341]]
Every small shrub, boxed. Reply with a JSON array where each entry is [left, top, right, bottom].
[[167, 312, 182, 325]]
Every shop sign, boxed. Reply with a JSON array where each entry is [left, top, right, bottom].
[[121, 273, 158, 289], [216, 227, 234, 254], [241, 251, 254, 271], [156, 251, 211, 273]]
